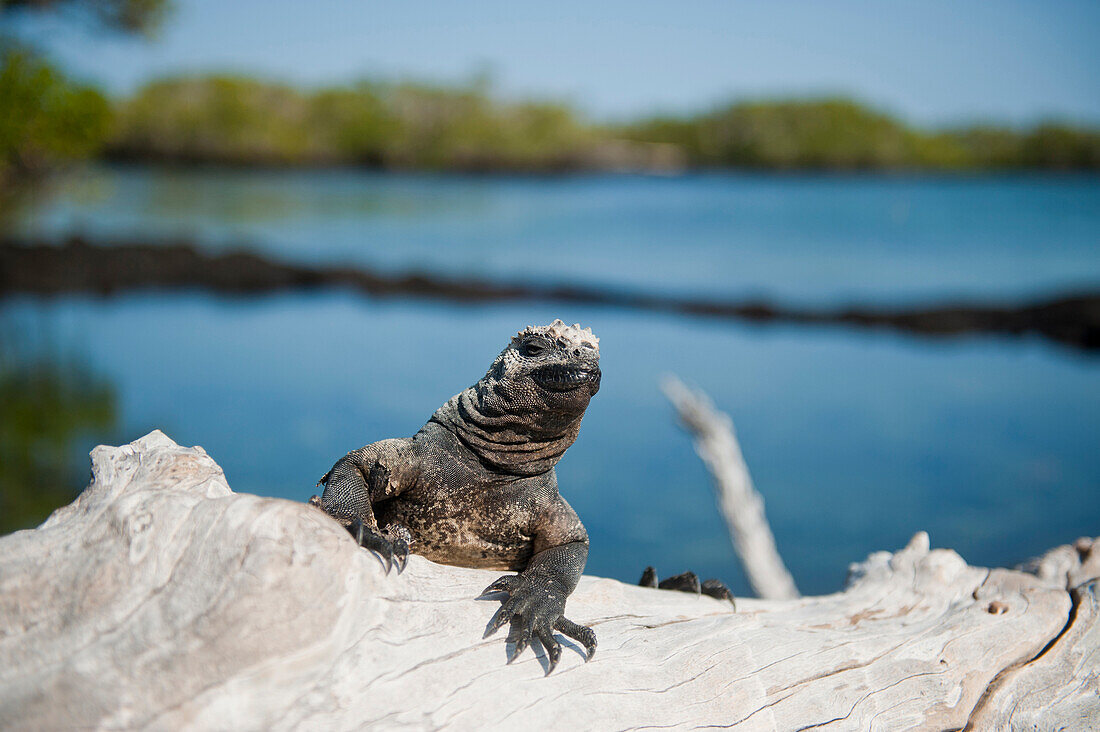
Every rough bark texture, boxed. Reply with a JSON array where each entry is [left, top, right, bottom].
[[0, 431, 1096, 730]]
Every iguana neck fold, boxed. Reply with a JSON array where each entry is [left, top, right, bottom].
[[431, 387, 583, 476]]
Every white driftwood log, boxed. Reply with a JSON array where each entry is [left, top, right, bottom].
[[663, 375, 800, 600], [0, 431, 1096, 730]]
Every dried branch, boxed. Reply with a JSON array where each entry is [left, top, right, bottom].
[[662, 375, 800, 600]]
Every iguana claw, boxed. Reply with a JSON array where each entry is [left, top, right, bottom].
[[383, 524, 412, 574], [348, 520, 412, 575], [702, 578, 737, 609]]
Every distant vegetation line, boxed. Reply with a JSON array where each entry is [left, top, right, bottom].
[[3, 48, 1100, 189], [2, 236, 1098, 351], [96, 77, 1100, 172]]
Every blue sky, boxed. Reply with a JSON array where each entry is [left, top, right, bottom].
[[12, 0, 1100, 125]]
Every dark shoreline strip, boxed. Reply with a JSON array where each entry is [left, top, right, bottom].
[[1, 236, 1097, 351]]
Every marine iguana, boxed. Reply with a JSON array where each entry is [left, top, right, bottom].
[[313, 319, 734, 674]]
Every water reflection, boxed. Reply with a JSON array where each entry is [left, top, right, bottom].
[[0, 329, 117, 533], [25, 165, 492, 228]]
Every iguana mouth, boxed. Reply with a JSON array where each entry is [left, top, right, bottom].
[[532, 364, 600, 392]]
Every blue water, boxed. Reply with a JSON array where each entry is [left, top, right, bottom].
[[16, 166, 1100, 305], [5, 166, 1100, 596]]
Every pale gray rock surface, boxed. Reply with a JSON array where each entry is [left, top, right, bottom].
[[0, 431, 1096, 730]]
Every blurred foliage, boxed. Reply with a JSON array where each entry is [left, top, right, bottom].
[[1018, 125, 1100, 169], [0, 0, 1097, 178], [107, 75, 606, 171], [1, 55, 1099, 187], [0, 339, 117, 534], [107, 82, 1100, 172], [0, 0, 169, 207], [625, 99, 930, 170], [621, 98, 1100, 171], [0, 0, 171, 35], [0, 47, 110, 195]]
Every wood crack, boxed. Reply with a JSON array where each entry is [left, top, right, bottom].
[[960, 582, 1085, 731]]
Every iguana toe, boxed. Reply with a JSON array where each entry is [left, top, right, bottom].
[[702, 579, 737, 609], [479, 575, 517, 597], [554, 617, 596, 661], [349, 519, 399, 574], [508, 619, 533, 664], [381, 524, 412, 574], [485, 594, 519, 637], [535, 621, 562, 674], [659, 571, 702, 594]]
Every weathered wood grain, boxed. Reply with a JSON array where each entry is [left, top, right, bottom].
[[0, 431, 1094, 730]]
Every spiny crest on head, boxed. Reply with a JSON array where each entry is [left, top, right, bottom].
[[513, 318, 600, 352]]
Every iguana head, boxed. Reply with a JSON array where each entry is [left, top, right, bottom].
[[435, 319, 601, 475], [482, 319, 601, 419]]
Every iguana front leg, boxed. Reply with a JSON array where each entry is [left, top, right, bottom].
[[317, 438, 420, 572], [481, 496, 596, 673]]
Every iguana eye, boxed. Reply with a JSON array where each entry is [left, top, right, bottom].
[[523, 337, 550, 357]]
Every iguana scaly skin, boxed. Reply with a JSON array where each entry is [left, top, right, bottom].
[[313, 319, 735, 673], [315, 320, 601, 673]]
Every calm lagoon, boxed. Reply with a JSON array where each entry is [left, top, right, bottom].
[[5, 167, 1099, 595]]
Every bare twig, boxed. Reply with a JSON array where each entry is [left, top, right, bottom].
[[662, 375, 800, 600]]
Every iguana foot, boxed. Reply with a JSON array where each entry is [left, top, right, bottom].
[[639, 566, 736, 610], [480, 574, 596, 674], [348, 519, 411, 574]]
